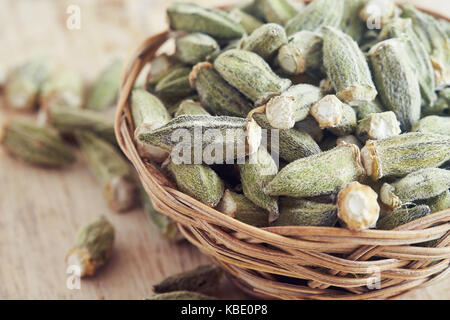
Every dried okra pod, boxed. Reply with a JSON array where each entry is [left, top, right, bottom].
[[309, 95, 357, 136], [166, 160, 225, 207], [155, 65, 194, 98], [420, 190, 450, 213], [174, 99, 210, 117], [238, 146, 279, 222], [323, 27, 377, 104], [167, 3, 245, 40], [412, 116, 450, 136], [351, 98, 385, 120], [368, 38, 421, 131], [253, 113, 321, 162], [340, 0, 367, 42], [43, 104, 116, 145], [147, 291, 217, 300], [146, 56, 179, 90], [228, 8, 263, 34], [189, 62, 253, 117], [360, 0, 395, 26], [214, 49, 291, 105], [276, 31, 323, 75], [137, 115, 262, 163], [265, 84, 322, 129], [85, 59, 122, 110], [356, 111, 401, 141], [377, 205, 430, 230], [239, 23, 288, 61], [361, 133, 450, 180], [274, 198, 338, 227], [66, 216, 115, 277], [153, 264, 223, 294], [337, 182, 380, 231], [217, 189, 269, 227], [380, 168, 450, 209], [0, 120, 76, 167], [4, 55, 51, 111], [76, 131, 137, 212], [265, 144, 365, 198], [175, 33, 219, 65], [258, 0, 298, 25], [285, 0, 344, 35], [131, 89, 171, 163], [40, 69, 83, 110]]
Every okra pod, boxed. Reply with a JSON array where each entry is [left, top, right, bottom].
[[258, 0, 298, 25], [377, 204, 430, 230], [274, 198, 338, 227], [412, 116, 450, 136], [148, 291, 217, 300], [40, 69, 83, 110], [175, 33, 220, 65], [155, 65, 194, 98], [239, 23, 288, 61], [174, 99, 210, 117]]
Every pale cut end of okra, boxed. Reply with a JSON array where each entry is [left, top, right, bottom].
[[310, 95, 344, 128], [336, 135, 362, 149], [338, 182, 380, 231], [356, 111, 401, 141]]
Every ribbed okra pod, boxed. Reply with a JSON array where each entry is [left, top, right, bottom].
[[189, 62, 253, 117], [258, 0, 298, 25], [265, 144, 366, 197], [368, 38, 421, 131], [274, 198, 338, 227], [285, 0, 345, 35], [239, 23, 288, 61], [412, 116, 450, 136], [76, 131, 137, 212], [380, 168, 450, 209], [361, 133, 450, 180], [340, 0, 367, 42], [214, 49, 291, 105], [377, 205, 430, 230], [228, 8, 263, 34], [155, 65, 194, 98], [420, 190, 450, 213], [175, 33, 219, 65], [323, 27, 377, 104], [174, 99, 210, 117], [351, 98, 385, 120]]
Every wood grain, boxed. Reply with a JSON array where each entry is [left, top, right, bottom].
[[0, 0, 449, 300]]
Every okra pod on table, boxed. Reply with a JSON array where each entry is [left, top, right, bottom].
[[39, 69, 83, 110]]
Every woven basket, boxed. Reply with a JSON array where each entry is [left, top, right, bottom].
[[115, 2, 450, 300]]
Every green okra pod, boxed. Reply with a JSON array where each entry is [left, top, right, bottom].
[[189, 62, 253, 117], [40, 69, 83, 110], [85, 58, 122, 110], [175, 33, 220, 65], [76, 131, 138, 212], [153, 264, 223, 294], [412, 116, 450, 136], [368, 38, 421, 131], [419, 190, 450, 214], [274, 198, 338, 227], [146, 54, 177, 89], [265, 144, 366, 197], [217, 189, 270, 227], [340, 0, 367, 42], [66, 216, 115, 277], [167, 3, 245, 40], [214, 49, 291, 105], [380, 168, 450, 209], [228, 8, 263, 34], [241, 0, 267, 21], [377, 204, 430, 230], [174, 99, 210, 117], [258, 0, 298, 25], [351, 98, 385, 120], [147, 291, 217, 300], [166, 160, 225, 207], [361, 133, 450, 180], [265, 83, 322, 129], [323, 27, 377, 104], [239, 23, 288, 61], [253, 113, 321, 162], [131, 89, 171, 163], [285, 0, 345, 35], [155, 65, 194, 98], [238, 146, 279, 222], [0, 120, 76, 167], [356, 111, 401, 141]]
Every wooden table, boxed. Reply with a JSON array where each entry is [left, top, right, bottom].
[[0, 0, 449, 300]]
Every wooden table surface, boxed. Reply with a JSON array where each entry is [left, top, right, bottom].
[[0, 0, 449, 300]]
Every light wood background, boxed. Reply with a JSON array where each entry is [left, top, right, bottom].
[[0, 0, 449, 300]]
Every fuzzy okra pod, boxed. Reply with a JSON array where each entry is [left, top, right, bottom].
[[356, 111, 401, 141], [4, 56, 52, 111], [351, 98, 385, 120], [137, 115, 262, 164], [175, 33, 219, 65], [238, 146, 279, 222], [167, 2, 245, 40], [265, 84, 322, 129], [380, 168, 450, 209], [274, 198, 338, 227], [146, 54, 177, 89], [189, 62, 253, 117], [377, 205, 430, 230], [239, 23, 288, 61], [368, 39, 421, 131], [174, 99, 210, 117], [420, 190, 450, 214], [66, 216, 115, 277], [265, 144, 366, 198], [217, 190, 270, 227], [214, 49, 291, 105], [153, 264, 223, 294], [228, 8, 263, 34], [0, 120, 75, 167], [166, 160, 225, 207], [258, 0, 298, 25], [40, 69, 83, 110], [361, 133, 450, 180], [76, 131, 137, 212], [155, 65, 194, 98], [285, 0, 345, 35], [323, 27, 377, 104], [412, 116, 450, 136], [131, 89, 171, 163], [85, 59, 122, 110], [148, 291, 217, 300], [340, 0, 367, 42], [253, 113, 321, 162], [337, 182, 380, 231]]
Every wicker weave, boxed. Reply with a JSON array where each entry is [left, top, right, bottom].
[[115, 4, 450, 300]]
